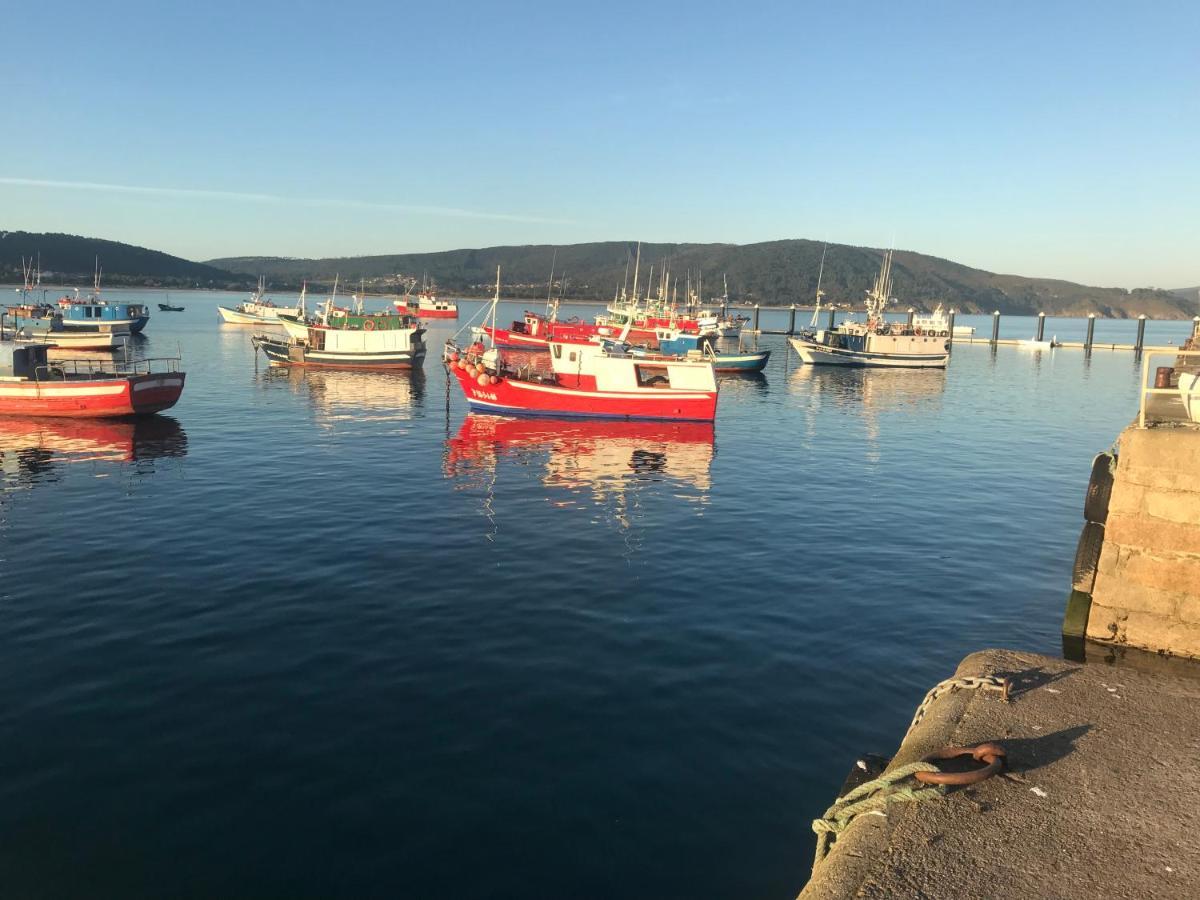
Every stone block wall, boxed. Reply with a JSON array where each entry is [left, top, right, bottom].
[[1085, 425, 1200, 657]]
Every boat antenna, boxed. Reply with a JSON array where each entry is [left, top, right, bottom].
[[545, 249, 557, 312], [630, 242, 641, 303]]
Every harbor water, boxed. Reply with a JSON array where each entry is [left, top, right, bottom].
[[0, 292, 1193, 898]]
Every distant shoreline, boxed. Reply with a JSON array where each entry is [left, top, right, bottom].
[[3, 283, 1197, 320]]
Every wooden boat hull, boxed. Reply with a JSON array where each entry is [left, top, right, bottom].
[[255, 335, 425, 370], [788, 336, 949, 368], [711, 349, 770, 372], [448, 362, 716, 421], [0, 372, 186, 417], [17, 331, 130, 351]]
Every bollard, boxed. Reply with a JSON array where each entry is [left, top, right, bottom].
[[947, 309, 956, 346], [826, 308, 836, 331], [788, 304, 796, 335], [1085, 314, 1096, 352], [991, 310, 1000, 344], [906, 307, 915, 330], [752, 304, 760, 332], [1135, 315, 1147, 355], [1036, 312, 1046, 342]]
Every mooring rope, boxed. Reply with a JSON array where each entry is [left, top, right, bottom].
[[810, 674, 1011, 870], [811, 763, 945, 867]]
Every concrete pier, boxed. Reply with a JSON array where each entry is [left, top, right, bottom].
[[1069, 423, 1200, 658], [799, 648, 1200, 900]]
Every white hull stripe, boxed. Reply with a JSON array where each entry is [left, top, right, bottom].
[[0, 384, 127, 397], [505, 380, 713, 400]]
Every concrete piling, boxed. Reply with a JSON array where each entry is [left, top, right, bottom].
[[1036, 311, 1046, 342], [947, 309, 956, 347], [1135, 315, 1147, 355], [1085, 314, 1096, 352], [991, 310, 1000, 344], [751, 304, 760, 332], [787, 304, 796, 335]]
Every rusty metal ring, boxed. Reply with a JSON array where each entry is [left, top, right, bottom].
[[913, 742, 1007, 786]]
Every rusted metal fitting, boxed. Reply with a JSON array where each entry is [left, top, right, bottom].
[[913, 742, 1007, 786]]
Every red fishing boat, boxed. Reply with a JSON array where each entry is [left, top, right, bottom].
[[476, 311, 612, 351], [0, 342, 185, 418]]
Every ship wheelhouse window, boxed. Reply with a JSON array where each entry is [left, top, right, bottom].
[[552, 345, 562, 359], [569, 351, 577, 363], [635, 365, 671, 388]]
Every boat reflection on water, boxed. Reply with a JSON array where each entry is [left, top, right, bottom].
[[275, 367, 426, 426], [789, 365, 947, 460], [0, 416, 188, 491], [445, 414, 715, 534]]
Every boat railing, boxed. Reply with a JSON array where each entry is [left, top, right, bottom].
[[32, 356, 182, 381], [1138, 349, 1200, 428]]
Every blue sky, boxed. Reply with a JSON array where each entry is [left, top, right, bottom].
[[5, 1, 1197, 287]]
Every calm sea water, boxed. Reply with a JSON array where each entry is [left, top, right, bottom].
[[0, 291, 1193, 899]]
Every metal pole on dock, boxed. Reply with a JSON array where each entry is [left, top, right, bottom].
[[1036, 312, 1046, 342], [826, 308, 836, 331], [1085, 314, 1096, 352], [947, 309, 956, 347], [788, 304, 796, 335], [1135, 315, 1147, 356], [906, 307, 915, 330], [991, 310, 1000, 344]]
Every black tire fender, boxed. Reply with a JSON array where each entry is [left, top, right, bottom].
[[1072, 521, 1105, 594]]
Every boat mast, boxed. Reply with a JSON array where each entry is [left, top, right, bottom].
[[488, 266, 501, 348], [811, 242, 828, 328], [545, 249, 557, 318]]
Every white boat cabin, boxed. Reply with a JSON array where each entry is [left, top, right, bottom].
[[547, 339, 716, 392]]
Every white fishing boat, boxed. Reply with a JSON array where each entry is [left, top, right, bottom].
[[252, 294, 426, 370], [788, 250, 950, 368], [1018, 336, 1059, 350], [217, 277, 300, 325], [913, 304, 974, 337], [1178, 371, 1199, 423]]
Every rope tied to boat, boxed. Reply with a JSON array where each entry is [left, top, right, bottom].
[[904, 674, 1009, 742]]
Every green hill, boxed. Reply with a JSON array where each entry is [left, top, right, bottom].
[[0, 230, 248, 289], [211, 239, 1198, 318]]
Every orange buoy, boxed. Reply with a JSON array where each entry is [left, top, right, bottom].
[[477, 373, 490, 387], [451, 352, 460, 362], [489, 375, 499, 385]]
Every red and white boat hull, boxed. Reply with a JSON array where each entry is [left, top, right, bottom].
[[449, 363, 715, 421], [0, 373, 186, 417]]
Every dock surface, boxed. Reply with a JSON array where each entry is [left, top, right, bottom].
[[800, 648, 1200, 899]]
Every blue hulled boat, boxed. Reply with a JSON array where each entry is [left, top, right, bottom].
[[56, 295, 150, 334], [630, 327, 771, 373]]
